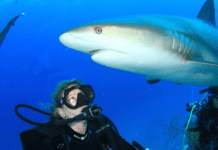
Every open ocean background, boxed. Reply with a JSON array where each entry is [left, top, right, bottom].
[[0, 0, 216, 149]]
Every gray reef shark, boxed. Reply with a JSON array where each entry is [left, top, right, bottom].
[[0, 15, 19, 46], [59, 0, 218, 86]]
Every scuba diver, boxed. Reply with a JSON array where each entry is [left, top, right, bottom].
[[16, 79, 146, 150], [0, 15, 19, 46], [186, 86, 218, 150]]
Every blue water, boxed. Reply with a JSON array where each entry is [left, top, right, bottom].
[[0, 0, 214, 149]]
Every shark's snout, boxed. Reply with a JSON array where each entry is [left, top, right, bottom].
[[59, 32, 76, 48], [59, 31, 97, 54]]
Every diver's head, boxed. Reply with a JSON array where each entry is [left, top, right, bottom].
[[49, 79, 95, 122], [208, 86, 218, 108], [58, 85, 87, 120]]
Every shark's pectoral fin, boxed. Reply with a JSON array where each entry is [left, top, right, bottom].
[[184, 60, 218, 86], [188, 55, 204, 62], [197, 0, 216, 26], [145, 76, 161, 84], [188, 60, 218, 72]]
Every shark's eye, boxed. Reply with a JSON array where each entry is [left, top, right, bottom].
[[94, 27, 102, 34]]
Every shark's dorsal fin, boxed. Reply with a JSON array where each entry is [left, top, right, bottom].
[[197, 0, 216, 26]]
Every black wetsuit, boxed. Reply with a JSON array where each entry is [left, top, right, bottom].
[[20, 113, 137, 150], [66, 125, 103, 150], [20, 124, 136, 150], [20, 125, 104, 150]]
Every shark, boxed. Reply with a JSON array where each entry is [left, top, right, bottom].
[[0, 15, 19, 46], [59, 0, 218, 86]]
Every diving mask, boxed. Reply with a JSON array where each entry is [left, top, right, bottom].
[[60, 85, 95, 109]]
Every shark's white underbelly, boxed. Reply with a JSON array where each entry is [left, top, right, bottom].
[[91, 45, 218, 86]]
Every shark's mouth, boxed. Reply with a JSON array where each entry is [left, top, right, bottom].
[[89, 49, 125, 55], [89, 49, 107, 55]]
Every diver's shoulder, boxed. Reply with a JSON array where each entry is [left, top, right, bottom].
[[21, 123, 62, 139]]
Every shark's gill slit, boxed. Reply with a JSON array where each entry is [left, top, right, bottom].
[[178, 34, 183, 53], [184, 37, 189, 54], [172, 31, 175, 50]]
